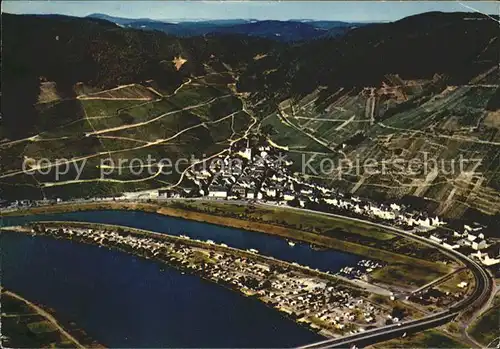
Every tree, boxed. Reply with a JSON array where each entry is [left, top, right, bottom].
[[261, 124, 277, 136], [262, 279, 272, 289]]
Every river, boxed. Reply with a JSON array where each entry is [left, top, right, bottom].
[[1, 210, 363, 347]]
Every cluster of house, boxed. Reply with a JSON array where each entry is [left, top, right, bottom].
[[0, 196, 127, 211], [2, 138, 498, 270], [191, 251, 272, 292], [168, 138, 500, 269], [30, 224, 391, 337], [154, 140, 450, 233], [258, 274, 388, 336], [0, 198, 63, 210], [180, 142, 295, 201], [426, 224, 499, 266], [316, 197, 447, 231], [33, 225, 275, 291]]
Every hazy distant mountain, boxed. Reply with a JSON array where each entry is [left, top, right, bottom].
[[86, 13, 368, 41], [86, 13, 159, 26]]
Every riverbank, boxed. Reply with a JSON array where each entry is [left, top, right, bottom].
[[1, 201, 450, 277], [9, 221, 405, 338], [20, 220, 390, 296], [1, 231, 324, 347], [1, 289, 103, 349]]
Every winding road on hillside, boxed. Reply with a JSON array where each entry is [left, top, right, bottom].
[[2, 290, 85, 349], [83, 94, 232, 137]]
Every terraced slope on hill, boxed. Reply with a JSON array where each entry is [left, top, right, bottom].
[[239, 12, 500, 219], [1, 12, 499, 219]]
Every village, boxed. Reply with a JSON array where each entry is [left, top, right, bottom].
[[26, 223, 404, 338], [2, 137, 499, 270]]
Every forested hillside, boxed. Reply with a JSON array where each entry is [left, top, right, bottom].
[[1, 12, 499, 219]]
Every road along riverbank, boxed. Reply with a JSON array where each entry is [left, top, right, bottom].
[[5, 221, 407, 339], [3, 203, 491, 348], [1, 200, 451, 276], [1, 289, 102, 349]]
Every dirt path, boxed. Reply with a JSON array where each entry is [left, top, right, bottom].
[[165, 99, 256, 191], [36, 111, 239, 188], [77, 97, 151, 101], [279, 108, 333, 150], [84, 94, 232, 137], [365, 87, 376, 125], [76, 83, 137, 98], [2, 290, 85, 349], [335, 114, 356, 131], [378, 123, 500, 146], [0, 106, 238, 180], [292, 117, 370, 122], [462, 286, 499, 348]]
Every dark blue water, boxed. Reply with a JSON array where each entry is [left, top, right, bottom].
[[1, 210, 362, 347], [2, 210, 362, 273], [1, 232, 323, 347]]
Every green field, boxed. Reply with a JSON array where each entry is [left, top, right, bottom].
[[0, 76, 252, 200], [165, 199, 450, 283], [468, 293, 500, 346], [370, 263, 445, 288], [1, 291, 100, 348], [170, 199, 396, 240]]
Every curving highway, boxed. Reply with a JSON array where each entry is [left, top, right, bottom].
[[295, 212, 493, 349], [1, 198, 493, 348]]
